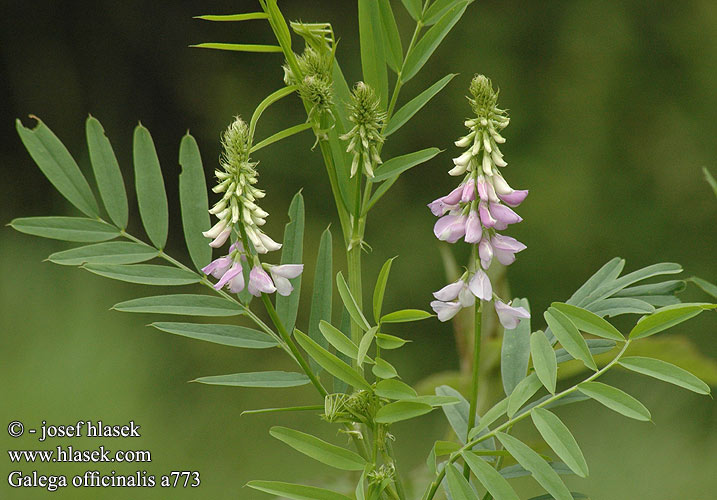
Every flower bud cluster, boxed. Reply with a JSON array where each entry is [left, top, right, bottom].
[[429, 75, 529, 328], [284, 47, 334, 118], [340, 82, 385, 178]]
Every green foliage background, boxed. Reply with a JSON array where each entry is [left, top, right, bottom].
[[1, 1, 715, 498]]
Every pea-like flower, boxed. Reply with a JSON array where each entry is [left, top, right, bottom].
[[494, 299, 530, 329], [268, 264, 304, 296], [248, 266, 277, 297]]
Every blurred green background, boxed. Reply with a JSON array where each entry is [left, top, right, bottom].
[[1, 1, 716, 498]]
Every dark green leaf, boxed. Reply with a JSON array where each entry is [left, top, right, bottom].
[[372, 257, 396, 324], [550, 302, 623, 341], [247, 481, 351, 500], [358, 0, 388, 107], [17, 117, 98, 217], [133, 124, 168, 248], [178, 133, 211, 271], [381, 309, 433, 323], [531, 408, 588, 477], [502, 297, 532, 395], [193, 371, 310, 388], [375, 401, 433, 424], [375, 379, 417, 399], [531, 330, 557, 394], [276, 192, 305, 335], [463, 451, 520, 500], [629, 303, 716, 339], [400, 0, 422, 21], [507, 373, 542, 418], [294, 329, 371, 390], [371, 147, 441, 182], [113, 294, 241, 316], [378, 0, 403, 73], [445, 464, 480, 500], [270, 426, 366, 471], [47, 241, 157, 266], [545, 308, 597, 371], [86, 116, 128, 227], [619, 356, 710, 395], [10, 216, 119, 242], [385, 74, 456, 136], [150, 322, 277, 349], [424, 0, 461, 25], [190, 43, 282, 52], [336, 271, 371, 331], [307, 229, 332, 366], [83, 263, 200, 286], [578, 381, 651, 421]]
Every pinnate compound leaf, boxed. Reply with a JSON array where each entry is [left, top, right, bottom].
[[151, 322, 277, 349], [336, 271, 371, 331], [276, 191, 305, 334], [531, 408, 589, 477], [629, 303, 716, 339], [10, 217, 119, 242], [294, 329, 371, 390], [113, 294, 241, 316], [445, 464, 480, 500], [380, 309, 433, 323], [193, 371, 310, 388], [17, 117, 98, 217], [550, 302, 623, 341], [375, 379, 417, 399], [371, 147, 441, 182], [247, 481, 351, 500], [502, 297, 532, 395], [619, 356, 710, 395], [178, 133, 211, 271], [531, 330, 557, 394], [462, 451, 520, 500], [83, 264, 200, 286], [375, 401, 433, 423], [545, 308, 597, 371], [372, 257, 396, 323], [496, 432, 573, 500], [507, 373, 542, 418], [133, 124, 168, 248], [86, 116, 128, 227], [385, 74, 456, 136], [578, 381, 651, 421], [308, 229, 333, 371], [270, 426, 366, 471], [48, 242, 157, 266]]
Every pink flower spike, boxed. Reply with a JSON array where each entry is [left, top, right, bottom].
[[478, 201, 497, 228], [433, 281, 463, 301], [461, 179, 476, 202], [489, 202, 522, 227], [433, 214, 467, 243], [430, 300, 463, 322], [209, 228, 231, 248], [491, 234, 527, 266], [214, 262, 242, 290], [269, 264, 304, 296], [478, 239, 493, 269], [464, 210, 482, 244], [495, 300, 530, 329], [248, 266, 276, 296], [202, 256, 233, 278], [468, 269, 492, 301]]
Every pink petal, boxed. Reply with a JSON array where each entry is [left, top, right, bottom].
[[271, 264, 304, 279], [442, 185, 464, 205], [494, 300, 530, 329], [464, 210, 483, 244], [430, 300, 463, 322], [478, 201, 497, 228], [214, 262, 242, 290], [498, 189, 529, 207], [478, 239, 493, 270], [433, 281, 463, 301], [461, 179, 476, 202], [202, 256, 233, 278], [489, 202, 522, 226], [248, 266, 276, 296], [433, 214, 467, 243], [468, 269, 492, 301]]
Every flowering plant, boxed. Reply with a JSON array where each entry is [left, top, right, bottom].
[[9, 1, 717, 499]]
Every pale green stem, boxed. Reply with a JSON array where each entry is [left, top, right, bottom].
[[463, 300, 482, 479]]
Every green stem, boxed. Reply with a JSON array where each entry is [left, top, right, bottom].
[[463, 300, 482, 479], [422, 339, 633, 500], [385, 440, 408, 500]]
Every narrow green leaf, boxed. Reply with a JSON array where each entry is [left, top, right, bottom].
[[331, 61, 353, 134], [568, 257, 625, 306], [195, 12, 269, 22], [521, 392, 590, 416], [270, 426, 366, 471], [498, 462, 573, 479], [113, 294, 241, 316], [689, 276, 717, 299], [276, 192, 304, 335], [372, 358, 398, 379], [400, 0, 422, 21], [578, 381, 651, 421], [402, 2, 470, 83], [507, 373, 542, 418], [150, 322, 277, 349], [264, 0, 293, 54], [372, 257, 396, 324], [374, 401, 433, 424], [247, 481, 351, 500], [446, 464, 480, 500], [336, 271, 371, 331], [250, 122, 312, 152], [615, 280, 686, 297], [378, 0, 403, 72], [241, 405, 323, 416], [545, 308, 597, 371], [470, 398, 508, 439], [496, 432, 573, 500], [358, 326, 378, 366], [375, 379, 417, 399], [307, 229, 333, 369], [550, 302, 623, 341], [436, 385, 470, 443], [587, 297, 654, 318], [629, 303, 716, 339], [584, 262, 683, 306], [502, 297, 532, 395], [555, 339, 616, 364], [83, 263, 200, 285], [178, 133, 211, 271], [376, 333, 409, 349], [423, 0, 460, 25], [380, 309, 433, 323], [86, 116, 128, 227], [249, 85, 298, 139], [358, 0, 388, 107], [619, 356, 710, 395], [17, 117, 98, 217], [371, 147, 441, 182], [335, 308, 352, 394], [10, 216, 119, 242], [531, 330, 557, 394], [435, 441, 463, 456], [47, 241, 157, 266], [294, 329, 371, 390], [193, 371, 309, 388], [319, 321, 358, 360], [526, 494, 589, 500], [133, 124, 168, 248], [463, 451, 520, 500], [190, 42, 282, 52], [385, 74, 456, 136], [412, 395, 460, 406], [531, 408, 589, 477]]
